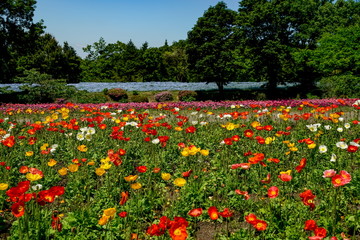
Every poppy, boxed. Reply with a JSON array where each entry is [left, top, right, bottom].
[[295, 158, 307, 173], [11, 201, 25, 217], [267, 186, 279, 198], [188, 208, 203, 217], [245, 213, 258, 225], [120, 191, 129, 205], [253, 219, 268, 231], [136, 166, 147, 173], [219, 208, 233, 218], [208, 206, 219, 220], [304, 219, 317, 231], [235, 189, 250, 200]]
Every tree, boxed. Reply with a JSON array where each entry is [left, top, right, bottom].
[[186, 1, 237, 92], [16, 33, 82, 83], [236, 0, 360, 91], [0, 0, 45, 82], [163, 41, 189, 82], [309, 25, 360, 76]]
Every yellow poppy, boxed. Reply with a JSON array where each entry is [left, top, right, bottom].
[[0, 183, 9, 190], [26, 173, 43, 181], [124, 175, 138, 182], [130, 182, 142, 190], [161, 173, 171, 181], [48, 159, 57, 167], [173, 178, 187, 187], [25, 151, 34, 157], [77, 145, 88, 152], [68, 164, 79, 173], [58, 168, 68, 176], [95, 168, 106, 176], [200, 149, 209, 156]]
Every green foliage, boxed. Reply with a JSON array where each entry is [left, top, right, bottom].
[[0, 0, 45, 82], [69, 91, 109, 104], [106, 88, 128, 102], [178, 90, 197, 102], [15, 69, 78, 103], [187, 1, 237, 92], [308, 25, 360, 76], [318, 74, 360, 98], [154, 91, 174, 102], [130, 94, 149, 103]]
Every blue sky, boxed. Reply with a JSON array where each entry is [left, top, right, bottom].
[[33, 0, 240, 58]]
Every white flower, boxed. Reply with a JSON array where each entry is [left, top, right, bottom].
[[220, 140, 225, 145], [350, 141, 360, 147], [200, 121, 208, 126], [191, 112, 198, 115], [353, 99, 360, 106], [76, 132, 85, 141], [100, 105, 108, 109], [223, 114, 232, 118], [306, 124, 321, 132], [324, 125, 332, 130], [174, 107, 180, 111], [338, 117, 344, 122], [337, 127, 343, 132], [319, 145, 328, 153], [336, 142, 348, 149], [152, 138, 160, 144], [87, 127, 96, 135], [85, 133, 92, 141], [230, 105, 236, 109], [32, 184, 43, 191], [344, 123, 350, 129], [191, 121, 198, 125], [330, 153, 337, 162]]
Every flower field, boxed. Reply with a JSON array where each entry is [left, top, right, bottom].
[[0, 99, 359, 240]]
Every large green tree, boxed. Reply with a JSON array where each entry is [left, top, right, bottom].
[[236, 0, 360, 91], [0, 0, 44, 82], [187, 1, 237, 92]]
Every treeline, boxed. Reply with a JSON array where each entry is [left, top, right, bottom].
[[1, 0, 359, 95]]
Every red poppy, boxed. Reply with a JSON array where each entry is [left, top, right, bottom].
[[314, 227, 327, 238], [185, 126, 196, 133], [231, 135, 240, 141], [231, 163, 250, 170], [51, 213, 62, 232], [188, 208, 203, 217], [208, 206, 219, 220], [278, 173, 292, 182], [331, 170, 351, 187], [182, 169, 193, 178], [219, 208, 233, 218], [118, 211, 127, 218], [300, 190, 316, 210], [304, 219, 317, 231], [169, 224, 188, 240], [245, 213, 258, 225], [19, 166, 29, 174], [253, 219, 268, 231], [147, 224, 165, 236], [347, 145, 358, 153], [248, 153, 265, 165], [11, 201, 25, 217], [120, 191, 129, 205], [260, 173, 271, 184], [235, 189, 250, 200], [2, 136, 15, 147], [136, 166, 147, 173], [267, 186, 279, 198], [244, 129, 254, 138], [295, 158, 307, 173]]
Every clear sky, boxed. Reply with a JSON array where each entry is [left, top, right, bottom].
[[33, 0, 240, 58]]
